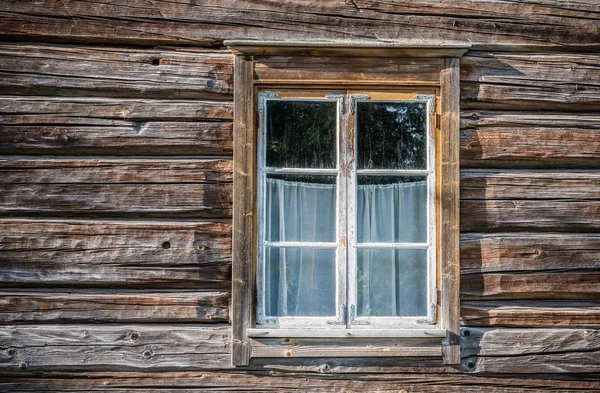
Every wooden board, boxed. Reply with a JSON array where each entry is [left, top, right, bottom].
[[461, 200, 600, 232], [0, 158, 233, 218], [0, 122, 233, 155], [461, 300, 600, 328], [254, 56, 441, 84], [2, 372, 600, 392], [0, 96, 233, 123], [0, 291, 229, 323], [460, 111, 600, 168], [461, 327, 600, 373], [461, 170, 600, 200], [0, 43, 233, 99], [0, 1, 599, 49], [0, 219, 231, 288], [0, 325, 232, 371], [461, 52, 600, 110], [461, 272, 600, 300], [460, 233, 600, 273]]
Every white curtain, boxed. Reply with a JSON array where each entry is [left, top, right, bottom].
[[264, 178, 427, 318]]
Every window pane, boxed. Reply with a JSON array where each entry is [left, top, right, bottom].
[[356, 248, 427, 317], [266, 100, 337, 168], [265, 174, 336, 243], [357, 176, 428, 243], [264, 247, 336, 317], [356, 101, 427, 169]]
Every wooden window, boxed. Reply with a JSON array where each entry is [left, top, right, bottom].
[[228, 42, 468, 366]]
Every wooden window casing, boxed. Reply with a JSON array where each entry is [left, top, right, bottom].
[[228, 41, 469, 366]]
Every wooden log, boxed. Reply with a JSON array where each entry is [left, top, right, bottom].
[[0, 1, 599, 49], [461, 300, 600, 328], [461, 170, 600, 200], [461, 200, 600, 232], [3, 372, 600, 392], [0, 96, 233, 123], [0, 122, 233, 155], [0, 219, 231, 288], [461, 272, 600, 300], [0, 291, 229, 323], [0, 158, 233, 218], [461, 327, 600, 373], [460, 111, 600, 168], [0, 43, 233, 99], [460, 233, 600, 273], [0, 325, 232, 371], [461, 52, 600, 110]]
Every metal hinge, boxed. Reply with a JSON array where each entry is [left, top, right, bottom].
[[415, 94, 435, 115], [349, 304, 370, 325], [349, 94, 370, 115], [327, 304, 347, 325], [325, 93, 347, 114], [258, 92, 279, 113]]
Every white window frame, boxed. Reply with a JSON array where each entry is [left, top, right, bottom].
[[255, 90, 439, 331]]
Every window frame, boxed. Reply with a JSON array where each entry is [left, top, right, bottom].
[[228, 41, 468, 366]]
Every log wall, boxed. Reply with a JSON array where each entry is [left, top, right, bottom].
[[1, 1, 599, 391]]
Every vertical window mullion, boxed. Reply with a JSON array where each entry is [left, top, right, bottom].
[[336, 94, 349, 327], [345, 92, 357, 329]]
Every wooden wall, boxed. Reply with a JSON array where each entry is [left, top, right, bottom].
[[1, 1, 599, 391]]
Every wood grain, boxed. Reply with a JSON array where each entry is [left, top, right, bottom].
[[461, 52, 600, 110], [3, 372, 600, 392], [0, 219, 231, 288], [0, 291, 229, 323], [0, 122, 233, 155], [1, 1, 598, 49], [461, 327, 600, 373], [0, 43, 233, 99], [0, 158, 233, 218], [0, 324, 232, 371], [460, 233, 600, 273], [461, 300, 600, 328], [0, 96, 233, 123]]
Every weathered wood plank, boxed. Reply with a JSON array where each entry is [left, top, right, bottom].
[[0, 219, 231, 288], [461, 111, 600, 130], [461, 300, 600, 328], [0, 325, 232, 371], [461, 327, 600, 373], [0, 158, 233, 218], [461, 170, 600, 200], [461, 272, 600, 300], [461, 200, 600, 232], [0, 43, 233, 99], [3, 372, 600, 392], [254, 56, 441, 84], [251, 338, 442, 358], [461, 52, 600, 110], [0, 96, 233, 123], [0, 1, 599, 49], [460, 111, 600, 168], [460, 127, 600, 169], [0, 291, 229, 323], [460, 233, 600, 273], [0, 122, 233, 155]]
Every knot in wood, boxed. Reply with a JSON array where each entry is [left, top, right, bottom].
[[6, 348, 17, 358], [142, 348, 154, 360], [18, 361, 28, 370], [129, 332, 140, 342]]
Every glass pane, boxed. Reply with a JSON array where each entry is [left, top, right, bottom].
[[265, 174, 336, 243], [357, 176, 428, 243], [356, 248, 427, 317], [264, 247, 336, 317], [266, 100, 337, 168], [356, 101, 427, 169]]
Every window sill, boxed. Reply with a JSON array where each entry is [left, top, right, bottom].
[[248, 328, 446, 338]]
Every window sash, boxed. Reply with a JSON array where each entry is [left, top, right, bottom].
[[256, 91, 437, 328]]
